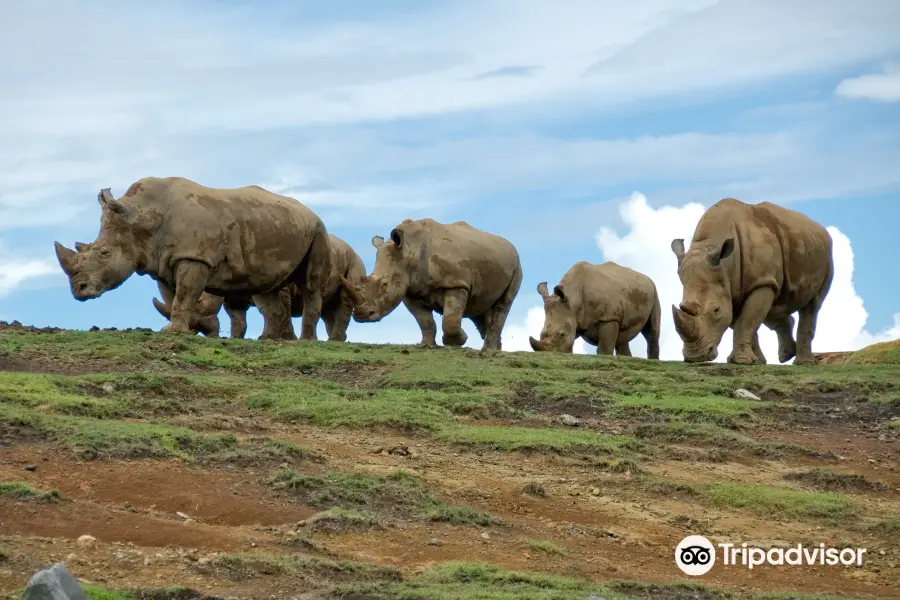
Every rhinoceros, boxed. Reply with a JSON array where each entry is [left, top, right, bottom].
[[152, 234, 366, 341], [528, 261, 661, 358], [340, 218, 522, 351], [54, 176, 332, 340], [670, 198, 833, 365]]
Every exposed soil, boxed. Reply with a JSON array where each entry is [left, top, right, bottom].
[[1, 329, 899, 599]]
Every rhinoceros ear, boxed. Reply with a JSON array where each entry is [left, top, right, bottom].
[[536, 281, 550, 299], [98, 188, 135, 223], [553, 284, 567, 302], [707, 238, 735, 267], [671, 239, 686, 262], [390, 228, 403, 249], [371, 236, 385, 248]]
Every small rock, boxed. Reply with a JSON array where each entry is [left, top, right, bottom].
[[388, 444, 410, 457], [428, 539, 443, 547], [733, 388, 760, 401], [586, 596, 607, 600], [76, 535, 96, 546], [101, 382, 115, 394], [480, 532, 490, 541], [176, 511, 192, 521], [65, 554, 77, 563], [868, 459, 876, 464], [24, 465, 37, 472], [558, 414, 580, 427], [591, 488, 601, 496]]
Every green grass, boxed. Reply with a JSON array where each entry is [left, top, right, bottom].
[[0, 402, 309, 463], [210, 552, 401, 582], [871, 517, 900, 535], [438, 424, 634, 453], [271, 467, 494, 525], [305, 507, 382, 533], [0, 480, 61, 503], [614, 394, 760, 418], [889, 419, 900, 434], [703, 482, 857, 523], [527, 540, 568, 556], [633, 421, 820, 458]]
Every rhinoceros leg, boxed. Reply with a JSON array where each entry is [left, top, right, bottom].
[[595, 321, 619, 355], [614, 341, 632, 357], [162, 261, 211, 335], [441, 289, 469, 347], [764, 314, 795, 363], [298, 227, 330, 341], [729, 287, 776, 365], [256, 287, 296, 341], [324, 297, 352, 342], [482, 262, 522, 351], [471, 314, 489, 340], [224, 298, 251, 339], [402, 297, 437, 347], [751, 332, 767, 364], [641, 293, 661, 359]]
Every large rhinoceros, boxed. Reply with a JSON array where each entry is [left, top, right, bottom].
[[54, 176, 332, 340], [670, 198, 833, 365], [152, 234, 366, 341], [528, 261, 661, 358], [339, 218, 523, 351]]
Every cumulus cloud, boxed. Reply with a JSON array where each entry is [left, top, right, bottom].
[[835, 67, 900, 102], [0, 254, 59, 297]]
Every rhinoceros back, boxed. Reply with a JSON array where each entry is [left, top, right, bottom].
[[410, 219, 521, 313], [129, 177, 324, 295]]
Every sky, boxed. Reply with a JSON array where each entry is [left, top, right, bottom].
[[1, 0, 899, 361]]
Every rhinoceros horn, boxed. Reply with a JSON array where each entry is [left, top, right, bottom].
[[54, 241, 77, 274], [152, 297, 172, 319], [528, 336, 546, 352], [340, 276, 363, 306], [74, 241, 90, 252], [672, 304, 699, 339]]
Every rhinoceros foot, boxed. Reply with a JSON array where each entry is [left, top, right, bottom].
[[778, 339, 797, 363], [727, 350, 760, 365]]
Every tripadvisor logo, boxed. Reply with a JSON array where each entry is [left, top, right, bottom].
[[675, 535, 867, 575]]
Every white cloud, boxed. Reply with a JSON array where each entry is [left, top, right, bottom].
[[0, 254, 59, 297], [572, 192, 899, 361], [3, 0, 900, 231], [835, 67, 900, 102]]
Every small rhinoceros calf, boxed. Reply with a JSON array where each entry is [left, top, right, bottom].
[[152, 234, 366, 341], [54, 176, 332, 340], [671, 197, 834, 365], [528, 261, 661, 358], [340, 218, 523, 351]]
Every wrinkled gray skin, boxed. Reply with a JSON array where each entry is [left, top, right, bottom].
[[54, 177, 332, 341], [152, 234, 366, 341], [529, 261, 660, 358], [671, 198, 834, 365], [341, 218, 523, 351]]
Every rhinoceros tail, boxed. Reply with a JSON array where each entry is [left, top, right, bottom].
[[642, 283, 662, 360], [152, 297, 172, 319]]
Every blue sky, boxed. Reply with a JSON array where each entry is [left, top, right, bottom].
[[1, 0, 899, 359]]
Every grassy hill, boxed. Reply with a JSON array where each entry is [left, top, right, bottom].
[[1, 322, 898, 599]]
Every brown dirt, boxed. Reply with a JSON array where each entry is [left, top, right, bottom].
[[2, 346, 900, 599]]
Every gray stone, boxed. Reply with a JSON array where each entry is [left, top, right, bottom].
[[22, 563, 87, 600]]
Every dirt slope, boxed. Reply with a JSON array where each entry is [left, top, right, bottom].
[[1, 322, 898, 599]]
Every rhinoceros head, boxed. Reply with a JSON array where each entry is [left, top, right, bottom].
[[340, 228, 412, 322], [54, 188, 139, 301], [529, 282, 577, 353], [670, 237, 736, 362]]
